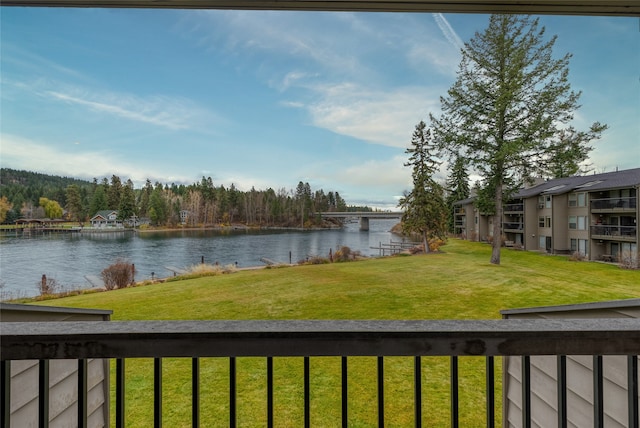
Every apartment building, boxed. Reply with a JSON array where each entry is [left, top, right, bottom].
[[454, 168, 639, 263]]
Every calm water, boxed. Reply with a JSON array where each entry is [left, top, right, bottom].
[[0, 219, 401, 299]]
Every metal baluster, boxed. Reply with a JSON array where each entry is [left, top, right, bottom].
[[522, 356, 531, 428], [557, 355, 567, 428], [116, 359, 125, 428], [2, 361, 10, 428], [192, 358, 199, 428], [304, 356, 310, 428], [378, 356, 384, 427], [451, 356, 458, 428], [230, 357, 236, 428], [486, 356, 494, 428], [77, 359, 88, 428], [628, 356, 638, 428], [267, 357, 273, 428], [415, 356, 422, 428], [39, 360, 49, 428], [593, 355, 603, 428], [342, 357, 348, 428], [154, 358, 162, 428]]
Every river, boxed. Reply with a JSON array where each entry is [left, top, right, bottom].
[[0, 219, 403, 299]]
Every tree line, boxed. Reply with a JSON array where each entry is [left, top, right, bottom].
[[0, 169, 372, 227]]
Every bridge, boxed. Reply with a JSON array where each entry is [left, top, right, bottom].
[[319, 211, 403, 231]]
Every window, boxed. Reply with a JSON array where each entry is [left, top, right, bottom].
[[577, 216, 586, 230], [568, 192, 586, 207], [577, 193, 586, 207], [545, 217, 552, 228], [539, 236, 546, 249], [572, 239, 588, 255], [569, 216, 577, 229], [545, 195, 552, 209], [578, 239, 588, 256], [539, 216, 545, 227]]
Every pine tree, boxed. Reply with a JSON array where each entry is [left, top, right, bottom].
[[431, 15, 606, 264], [398, 121, 447, 253], [445, 156, 470, 233]]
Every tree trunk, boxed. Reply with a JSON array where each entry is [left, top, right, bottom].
[[490, 180, 503, 265], [423, 231, 430, 253]]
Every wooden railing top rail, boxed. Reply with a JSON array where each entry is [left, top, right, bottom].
[[2, 319, 640, 360]]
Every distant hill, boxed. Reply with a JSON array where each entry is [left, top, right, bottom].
[[0, 168, 94, 216]]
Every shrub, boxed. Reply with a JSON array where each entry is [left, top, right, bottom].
[[37, 274, 59, 296], [619, 251, 638, 270], [102, 259, 136, 290], [183, 263, 237, 276], [301, 256, 330, 265], [569, 251, 586, 262], [334, 246, 361, 262], [428, 238, 446, 252]]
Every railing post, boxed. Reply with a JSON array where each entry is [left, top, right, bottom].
[[192, 358, 199, 428], [521, 356, 530, 428], [267, 357, 273, 428], [304, 356, 310, 428], [593, 355, 603, 428], [1, 361, 10, 428], [451, 356, 458, 428], [557, 355, 567, 428], [116, 359, 125, 428], [78, 359, 88, 428], [342, 357, 348, 428], [378, 356, 384, 427], [154, 357, 162, 428], [39, 360, 49, 428], [628, 356, 638, 428], [486, 356, 494, 428], [415, 356, 422, 428], [230, 357, 236, 428]]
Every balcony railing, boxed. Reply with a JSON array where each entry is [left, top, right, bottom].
[[503, 222, 524, 231], [591, 225, 637, 239], [591, 197, 637, 210], [2, 319, 640, 427], [504, 204, 524, 212]]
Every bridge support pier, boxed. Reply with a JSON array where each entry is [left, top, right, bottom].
[[359, 217, 369, 231]]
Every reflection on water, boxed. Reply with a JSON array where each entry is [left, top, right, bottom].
[[0, 219, 402, 298]]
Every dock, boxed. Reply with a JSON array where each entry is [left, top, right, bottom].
[[370, 240, 421, 256]]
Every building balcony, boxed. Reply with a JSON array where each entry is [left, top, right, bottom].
[[3, 319, 639, 427], [503, 222, 524, 232], [504, 203, 524, 213], [591, 197, 637, 213], [590, 225, 637, 242]]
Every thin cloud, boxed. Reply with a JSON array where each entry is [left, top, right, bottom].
[[44, 89, 213, 131], [432, 13, 464, 52], [305, 83, 440, 148], [0, 134, 193, 186]]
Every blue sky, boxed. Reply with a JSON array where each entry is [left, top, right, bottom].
[[1, 9, 638, 209]]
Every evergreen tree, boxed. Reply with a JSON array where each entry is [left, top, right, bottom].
[[107, 175, 122, 210], [398, 121, 447, 252], [89, 185, 108, 216], [65, 184, 85, 223], [445, 156, 470, 233], [118, 179, 137, 222], [431, 15, 606, 264]]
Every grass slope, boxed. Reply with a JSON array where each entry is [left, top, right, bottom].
[[34, 239, 640, 427]]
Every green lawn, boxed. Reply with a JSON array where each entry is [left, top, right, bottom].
[[33, 239, 640, 427]]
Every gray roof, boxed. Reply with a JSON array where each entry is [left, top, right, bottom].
[[513, 168, 640, 199]]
